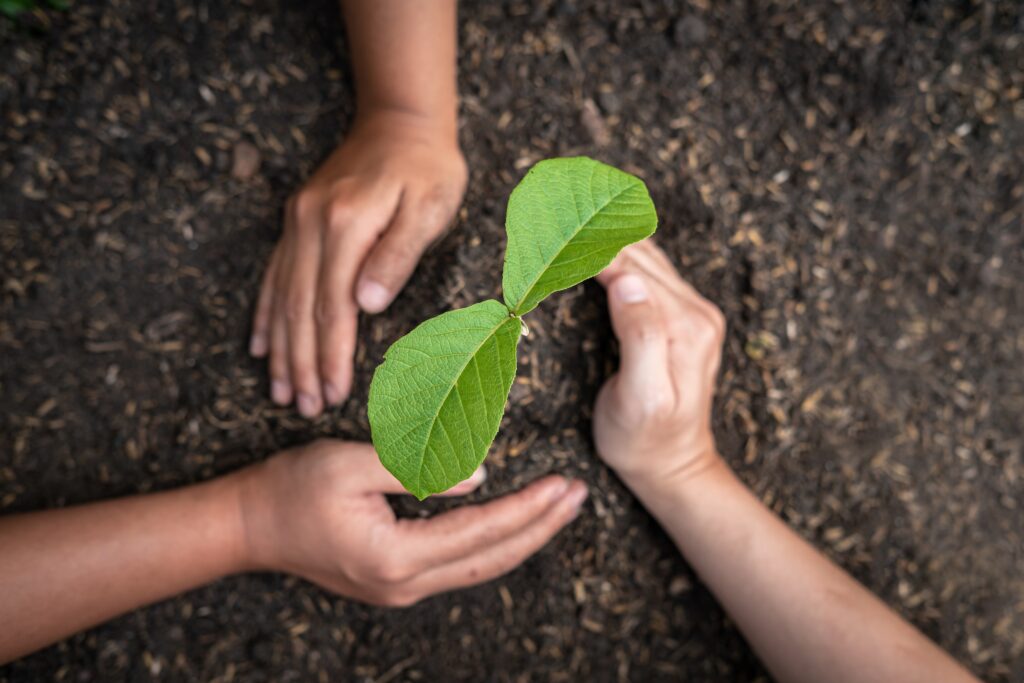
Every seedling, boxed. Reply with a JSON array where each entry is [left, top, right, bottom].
[[368, 157, 657, 498]]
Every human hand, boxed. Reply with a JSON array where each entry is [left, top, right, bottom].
[[250, 110, 468, 417], [593, 240, 726, 493], [237, 439, 587, 607]]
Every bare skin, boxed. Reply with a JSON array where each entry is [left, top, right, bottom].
[[593, 240, 979, 683], [0, 442, 587, 664], [250, 0, 466, 417], [0, 237, 982, 678]]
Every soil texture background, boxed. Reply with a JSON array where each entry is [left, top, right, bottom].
[[1, 0, 1022, 681]]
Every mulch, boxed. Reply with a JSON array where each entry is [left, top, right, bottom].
[[1, 1, 1022, 681]]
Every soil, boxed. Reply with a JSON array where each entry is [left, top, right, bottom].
[[2, 0, 1023, 681]]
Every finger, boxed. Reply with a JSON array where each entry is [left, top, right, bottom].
[[666, 299, 726, 386], [614, 244, 712, 314], [316, 182, 404, 405], [400, 480, 588, 599], [621, 245, 726, 356], [250, 247, 279, 357], [315, 227, 367, 406], [285, 209, 325, 418], [596, 248, 631, 286], [268, 235, 294, 406], [269, 307, 293, 404], [598, 241, 689, 302], [621, 241, 703, 302], [356, 187, 456, 314], [600, 243, 725, 397], [595, 238, 664, 286], [604, 272, 672, 402], [437, 467, 489, 497], [342, 440, 489, 496], [390, 475, 578, 575]]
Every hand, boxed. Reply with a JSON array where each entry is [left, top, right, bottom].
[[237, 440, 587, 607], [593, 240, 727, 492], [250, 110, 468, 417]]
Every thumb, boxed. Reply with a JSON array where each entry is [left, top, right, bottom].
[[605, 273, 671, 402], [345, 442, 487, 497], [356, 194, 449, 314]]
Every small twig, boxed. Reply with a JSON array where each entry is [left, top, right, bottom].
[[373, 655, 419, 683]]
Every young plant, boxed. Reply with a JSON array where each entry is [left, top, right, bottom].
[[368, 157, 657, 498]]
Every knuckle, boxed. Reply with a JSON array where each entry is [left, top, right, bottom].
[[325, 198, 357, 233], [318, 353, 347, 384], [291, 190, 320, 226], [268, 353, 289, 379], [704, 303, 727, 338], [628, 322, 664, 346], [425, 180, 463, 212], [651, 395, 679, 422], [385, 237, 425, 266], [314, 296, 347, 326], [428, 187, 464, 225], [639, 396, 676, 423], [366, 555, 413, 585], [471, 522, 502, 549], [268, 341, 289, 368], [284, 291, 312, 322], [290, 364, 318, 389], [619, 384, 675, 424], [693, 314, 723, 347]]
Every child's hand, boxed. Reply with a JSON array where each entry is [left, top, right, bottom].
[[250, 111, 468, 417], [237, 440, 586, 607], [593, 240, 726, 493]]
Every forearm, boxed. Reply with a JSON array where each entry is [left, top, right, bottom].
[[341, 0, 458, 137], [0, 473, 251, 663], [627, 459, 977, 683]]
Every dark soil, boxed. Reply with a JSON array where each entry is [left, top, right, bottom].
[[2, 0, 1023, 681]]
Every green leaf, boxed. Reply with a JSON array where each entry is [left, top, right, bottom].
[[502, 156, 658, 315], [0, 0, 34, 17], [368, 299, 521, 499]]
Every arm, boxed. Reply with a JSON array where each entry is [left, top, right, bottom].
[[250, 0, 467, 418], [341, 0, 458, 136], [593, 240, 978, 683], [0, 475, 247, 662], [633, 465, 975, 683], [0, 440, 586, 664]]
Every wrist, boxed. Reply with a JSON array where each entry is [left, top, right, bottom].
[[225, 462, 276, 574], [619, 448, 731, 505], [353, 102, 459, 144], [182, 470, 257, 578]]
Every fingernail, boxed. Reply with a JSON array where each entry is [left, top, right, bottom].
[[357, 280, 391, 313], [467, 465, 488, 486], [271, 380, 292, 405], [547, 477, 571, 502], [296, 392, 320, 418], [614, 274, 648, 304], [564, 483, 589, 510], [249, 334, 268, 357], [445, 467, 487, 495], [323, 382, 345, 406]]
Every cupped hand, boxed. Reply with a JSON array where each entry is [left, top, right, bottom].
[[237, 440, 587, 607], [250, 111, 468, 417], [593, 240, 726, 492]]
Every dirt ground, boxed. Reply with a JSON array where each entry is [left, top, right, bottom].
[[1, 0, 1022, 681]]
